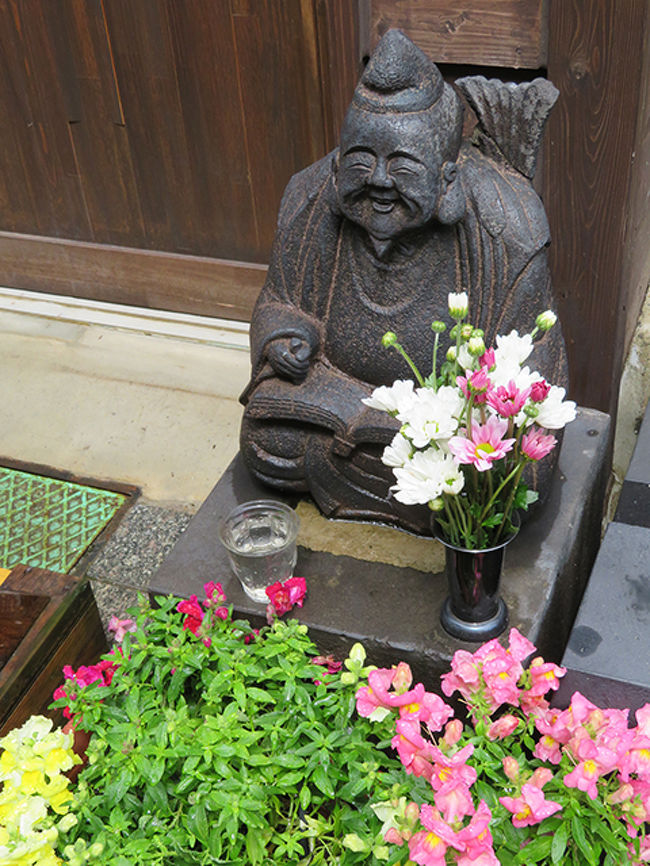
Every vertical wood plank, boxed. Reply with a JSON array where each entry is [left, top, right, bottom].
[[231, 0, 328, 257], [0, 0, 91, 238], [544, 0, 647, 416], [62, 0, 146, 246], [313, 0, 364, 151]]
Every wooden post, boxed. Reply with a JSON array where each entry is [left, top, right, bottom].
[[544, 0, 650, 417]]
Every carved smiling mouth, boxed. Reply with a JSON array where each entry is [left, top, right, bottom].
[[370, 194, 399, 213], [368, 191, 399, 213]]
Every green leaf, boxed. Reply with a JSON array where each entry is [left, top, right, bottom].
[[551, 821, 569, 863], [245, 826, 265, 864], [571, 815, 596, 864], [105, 767, 133, 804], [312, 765, 336, 798], [187, 802, 209, 844]]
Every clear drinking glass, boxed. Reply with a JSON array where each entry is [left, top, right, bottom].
[[218, 500, 300, 603]]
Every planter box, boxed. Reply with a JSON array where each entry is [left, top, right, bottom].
[[0, 564, 107, 735]]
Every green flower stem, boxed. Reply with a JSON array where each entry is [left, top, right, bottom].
[[431, 332, 440, 389], [494, 461, 527, 543], [392, 342, 425, 387], [477, 462, 524, 527]]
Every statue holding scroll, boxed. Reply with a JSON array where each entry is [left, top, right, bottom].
[[240, 30, 568, 533]]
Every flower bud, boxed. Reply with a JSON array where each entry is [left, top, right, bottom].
[[446, 346, 457, 362], [524, 404, 539, 419], [428, 497, 444, 512], [348, 642, 367, 664], [448, 291, 468, 319], [503, 756, 520, 782], [431, 320, 446, 334], [382, 331, 398, 348], [536, 310, 557, 331], [529, 767, 553, 789], [442, 719, 463, 747], [471, 328, 484, 339], [468, 336, 486, 357], [460, 323, 473, 340]]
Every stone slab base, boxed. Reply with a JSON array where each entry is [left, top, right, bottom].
[[150, 408, 609, 687]]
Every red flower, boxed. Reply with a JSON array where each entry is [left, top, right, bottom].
[[177, 594, 205, 635], [265, 576, 307, 617]]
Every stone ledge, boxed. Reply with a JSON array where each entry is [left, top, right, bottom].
[[150, 407, 609, 686]]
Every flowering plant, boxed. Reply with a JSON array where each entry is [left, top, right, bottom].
[[46, 581, 415, 865], [351, 629, 650, 865], [0, 714, 96, 865], [363, 292, 576, 548]]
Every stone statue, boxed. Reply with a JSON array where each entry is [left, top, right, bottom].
[[240, 29, 568, 533]]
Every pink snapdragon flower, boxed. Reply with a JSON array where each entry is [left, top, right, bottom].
[[408, 804, 460, 865], [265, 576, 307, 619], [521, 428, 557, 460], [499, 782, 562, 827], [203, 581, 229, 620], [487, 714, 520, 741], [392, 718, 435, 780], [563, 758, 604, 800], [107, 615, 137, 643], [486, 380, 532, 417], [455, 801, 499, 866], [357, 665, 427, 723], [447, 417, 515, 472], [398, 690, 454, 733]]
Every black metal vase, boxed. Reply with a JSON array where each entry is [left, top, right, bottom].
[[434, 520, 519, 642]]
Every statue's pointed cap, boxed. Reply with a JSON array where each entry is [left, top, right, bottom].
[[353, 30, 443, 113]]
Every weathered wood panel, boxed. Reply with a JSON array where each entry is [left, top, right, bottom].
[[0, 0, 335, 274], [0, 231, 266, 321], [369, 0, 548, 68], [544, 0, 648, 415]]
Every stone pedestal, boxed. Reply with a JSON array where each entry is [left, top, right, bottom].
[[150, 408, 609, 686]]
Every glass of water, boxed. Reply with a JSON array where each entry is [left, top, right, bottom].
[[218, 500, 300, 603]]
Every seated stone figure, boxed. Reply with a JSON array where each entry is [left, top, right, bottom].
[[240, 29, 568, 534]]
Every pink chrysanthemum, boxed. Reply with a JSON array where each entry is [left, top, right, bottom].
[[521, 428, 557, 461], [447, 417, 515, 472], [486, 380, 532, 417]]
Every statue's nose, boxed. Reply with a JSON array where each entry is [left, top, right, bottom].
[[369, 159, 393, 189]]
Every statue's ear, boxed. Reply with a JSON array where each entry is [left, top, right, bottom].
[[437, 161, 465, 225]]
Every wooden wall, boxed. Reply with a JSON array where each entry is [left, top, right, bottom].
[[0, 0, 648, 420], [0, 0, 360, 319]]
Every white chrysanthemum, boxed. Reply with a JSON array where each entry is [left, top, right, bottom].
[[382, 433, 413, 468], [494, 330, 534, 368], [397, 386, 461, 448], [362, 379, 415, 414], [441, 463, 465, 495], [535, 386, 577, 429], [457, 343, 476, 371], [390, 449, 460, 505]]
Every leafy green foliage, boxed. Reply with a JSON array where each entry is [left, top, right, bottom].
[[53, 596, 419, 865]]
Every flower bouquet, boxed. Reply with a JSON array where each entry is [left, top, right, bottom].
[[363, 292, 576, 550], [351, 629, 650, 865]]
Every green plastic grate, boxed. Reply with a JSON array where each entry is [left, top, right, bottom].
[[0, 467, 127, 573]]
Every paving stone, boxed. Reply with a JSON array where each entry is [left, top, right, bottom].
[[558, 521, 650, 712]]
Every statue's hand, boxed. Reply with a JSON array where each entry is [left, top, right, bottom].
[[266, 337, 312, 382]]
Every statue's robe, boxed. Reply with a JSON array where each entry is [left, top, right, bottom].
[[240, 142, 568, 532]]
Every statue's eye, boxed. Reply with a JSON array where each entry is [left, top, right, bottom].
[[389, 159, 419, 176], [343, 151, 374, 172]]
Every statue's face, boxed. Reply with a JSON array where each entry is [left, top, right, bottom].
[[337, 109, 444, 241]]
